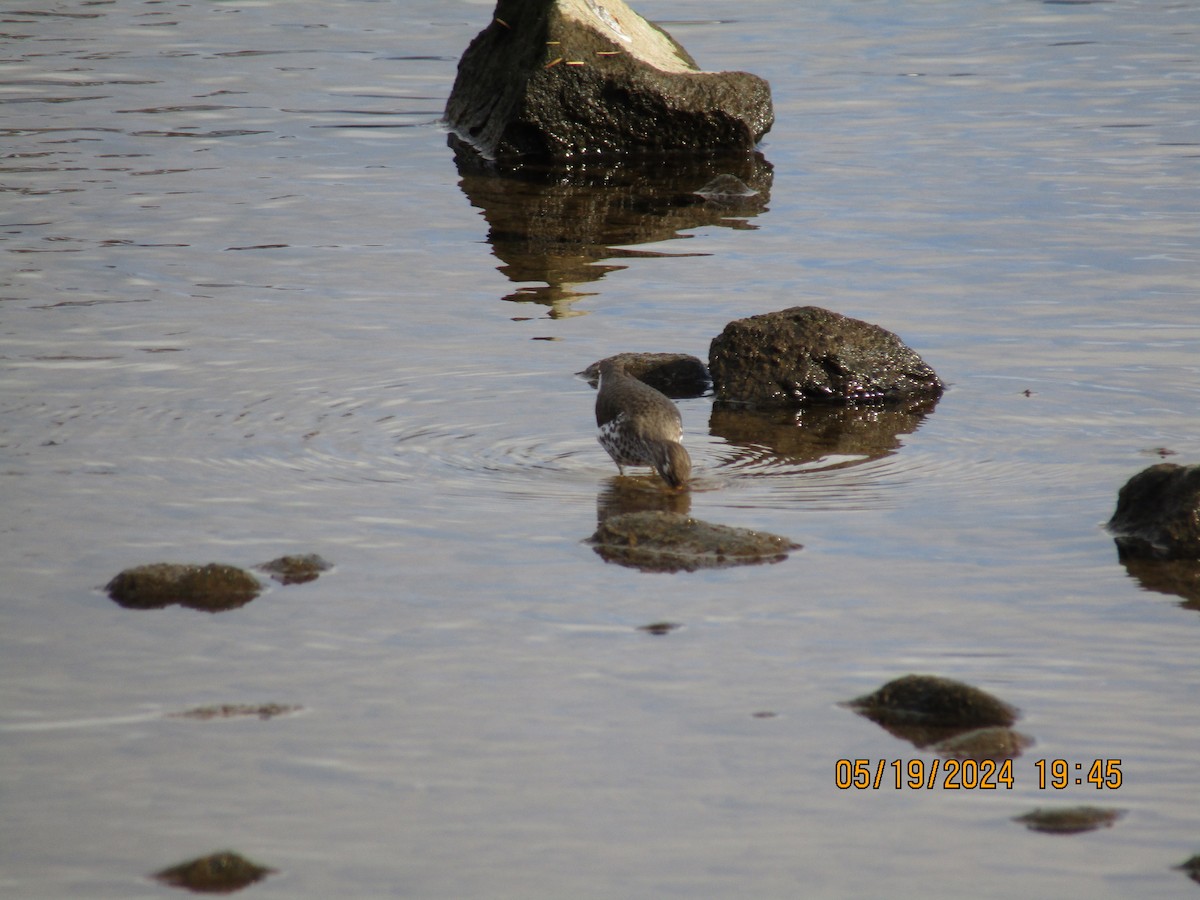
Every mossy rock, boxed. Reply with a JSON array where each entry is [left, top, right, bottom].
[[256, 553, 331, 585], [153, 850, 275, 892], [933, 726, 1033, 761], [845, 674, 1018, 729], [588, 510, 799, 572], [1014, 806, 1123, 834], [106, 563, 260, 613]]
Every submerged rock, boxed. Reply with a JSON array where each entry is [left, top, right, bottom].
[[445, 0, 772, 162], [105, 563, 260, 613], [153, 850, 275, 892], [843, 675, 1026, 756], [1013, 806, 1123, 835], [709, 306, 944, 408], [256, 553, 331, 585], [579, 352, 709, 398], [1107, 463, 1200, 560], [588, 510, 799, 572], [932, 726, 1033, 761], [168, 704, 302, 721], [1176, 853, 1200, 885], [638, 621, 682, 635], [845, 675, 1018, 729]]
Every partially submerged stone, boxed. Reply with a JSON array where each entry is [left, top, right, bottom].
[[588, 510, 800, 572], [638, 621, 682, 635], [579, 352, 709, 398], [105, 563, 260, 613], [1176, 854, 1200, 885], [845, 675, 1018, 729], [445, 0, 772, 162], [256, 553, 331, 585], [932, 726, 1033, 761], [1014, 806, 1123, 835], [168, 704, 301, 721], [153, 850, 275, 892], [709, 306, 944, 407], [1107, 463, 1200, 560]]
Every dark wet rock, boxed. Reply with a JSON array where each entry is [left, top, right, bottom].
[[168, 704, 302, 721], [153, 850, 275, 893], [255, 553, 331, 585], [445, 0, 772, 163], [105, 563, 260, 613], [1176, 853, 1200, 885], [638, 621, 682, 635], [845, 675, 1018, 729], [454, 151, 771, 312], [579, 352, 709, 398], [710, 402, 934, 467], [709, 306, 944, 408], [1107, 463, 1200, 560], [587, 510, 799, 572], [844, 675, 1024, 753], [1013, 806, 1123, 835], [932, 726, 1034, 761]]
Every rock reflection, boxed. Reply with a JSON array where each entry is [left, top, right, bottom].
[[597, 475, 692, 521], [710, 399, 937, 469], [1117, 556, 1200, 610], [452, 147, 772, 315]]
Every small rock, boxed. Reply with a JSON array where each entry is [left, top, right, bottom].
[[1107, 463, 1200, 560], [1176, 853, 1200, 884], [579, 352, 709, 398], [709, 306, 944, 407], [844, 675, 1017, 729], [932, 726, 1033, 761], [105, 563, 260, 613], [638, 621, 682, 635], [445, 0, 772, 162], [588, 510, 799, 572], [168, 704, 302, 721], [1013, 806, 1123, 835], [153, 850, 275, 892], [256, 553, 331, 585]]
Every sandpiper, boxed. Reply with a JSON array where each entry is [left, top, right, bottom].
[[594, 357, 691, 489]]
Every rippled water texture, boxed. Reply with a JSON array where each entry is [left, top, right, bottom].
[[2, 1, 1199, 897]]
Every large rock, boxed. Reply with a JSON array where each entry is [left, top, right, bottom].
[[709, 306, 944, 407], [1107, 463, 1200, 560], [444, 0, 773, 162]]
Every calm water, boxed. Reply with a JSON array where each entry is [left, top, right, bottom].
[[2, 0, 1199, 897]]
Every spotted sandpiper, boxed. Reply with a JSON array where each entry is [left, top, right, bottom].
[[595, 357, 692, 489]]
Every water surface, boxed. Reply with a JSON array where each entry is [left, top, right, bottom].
[[2, 1, 1199, 897]]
